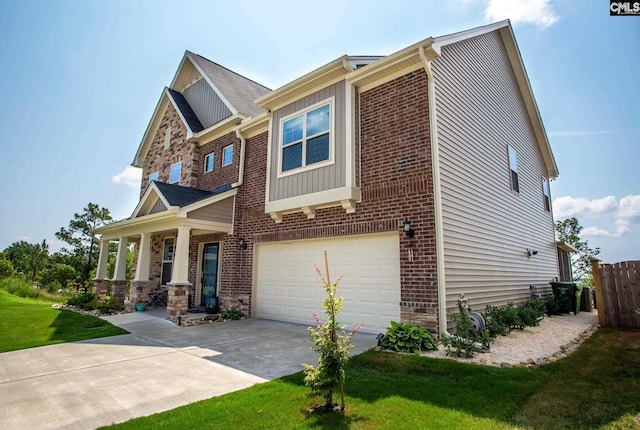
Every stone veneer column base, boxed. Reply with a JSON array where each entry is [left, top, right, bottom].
[[167, 284, 191, 323], [111, 280, 127, 305], [130, 280, 152, 304], [400, 302, 439, 336], [220, 293, 251, 317], [93, 279, 109, 301]]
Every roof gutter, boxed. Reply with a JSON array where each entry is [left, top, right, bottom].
[[419, 44, 449, 338]]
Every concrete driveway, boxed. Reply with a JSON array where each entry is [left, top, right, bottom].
[[0, 312, 376, 429]]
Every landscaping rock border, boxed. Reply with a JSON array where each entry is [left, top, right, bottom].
[[421, 311, 599, 368]]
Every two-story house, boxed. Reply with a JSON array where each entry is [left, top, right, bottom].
[[93, 20, 559, 336]]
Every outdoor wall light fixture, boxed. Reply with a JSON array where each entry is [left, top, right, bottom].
[[239, 238, 248, 250], [527, 248, 538, 258], [403, 218, 415, 239]]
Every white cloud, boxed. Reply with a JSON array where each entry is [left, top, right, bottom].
[[553, 196, 618, 219], [581, 226, 613, 237], [555, 194, 640, 238], [484, 0, 559, 28], [618, 195, 640, 222], [548, 128, 640, 137], [112, 166, 142, 188]]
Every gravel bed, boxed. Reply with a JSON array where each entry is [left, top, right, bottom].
[[422, 311, 599, 368]]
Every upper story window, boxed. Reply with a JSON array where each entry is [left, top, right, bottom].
[[280, 99, 333, 175], [148, 171, 159, 183], [508, 146, 519, 193], [542, 178, 551, 212], [169, 161, 181, 184], [222, 145, 233, 166], [205, 153, 215, 172]]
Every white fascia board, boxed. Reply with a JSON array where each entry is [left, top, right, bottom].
[[130, 182, 172, 219], [169, 51, 192, 90], [432, 19, 510, 49], [255, 56, 352, 110], [185, 51, 238, 116], [192, 113, 245, 143], [238, 112, 269, 138], [94, 208, 181, 238], [132, 90, 170, 168], [178, 188, 238, 216]]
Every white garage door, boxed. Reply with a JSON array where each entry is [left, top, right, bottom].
[[254, 233, 400, 334]]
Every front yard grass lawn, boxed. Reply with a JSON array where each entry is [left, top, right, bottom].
[[104, 328, 640, 430], [0, 289, 128, 352]]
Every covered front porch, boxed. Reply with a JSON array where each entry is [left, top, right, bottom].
[[92, 182, 237, 322]]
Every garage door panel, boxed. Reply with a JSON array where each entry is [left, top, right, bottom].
[[255, 233, 400, 334]]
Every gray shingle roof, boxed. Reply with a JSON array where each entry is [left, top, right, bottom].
[[166, 88, 204, 132], [189, 52, 272, 117], [153, 182, 232, 207]]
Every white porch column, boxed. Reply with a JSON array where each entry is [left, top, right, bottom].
[[170, 226, 191, 285], [95, 239, 110, 280], [134, 232, 151, 281], [113, 237, 129, 281]]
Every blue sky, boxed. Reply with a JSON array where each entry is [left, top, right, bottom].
[[0, 0, 638, 263]]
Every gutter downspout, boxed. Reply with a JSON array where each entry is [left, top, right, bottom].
[[232, 128, 246, 188], [419, 45, 448, 338]]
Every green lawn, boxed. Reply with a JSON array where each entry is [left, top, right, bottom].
[[104, 328, 640, 430], [0, 289, 128, 352]]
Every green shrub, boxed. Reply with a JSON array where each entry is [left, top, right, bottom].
[[517, 300, 545, 328], [483, 305, 510, 338], [544, 295, 562, 315], [379, 321, 437, 354], [0, 276, 39, 299], [67, 292, 96, 308], [221, 307, 244, 320]]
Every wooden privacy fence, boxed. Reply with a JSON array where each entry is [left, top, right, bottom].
[[591, 259, 640, 329]]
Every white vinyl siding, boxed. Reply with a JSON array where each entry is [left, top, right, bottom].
[[432, 30, 558, 314], [254, 233, 400, 334]]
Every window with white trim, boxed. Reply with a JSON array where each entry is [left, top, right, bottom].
[[161, 237, 174, 285], [222, 145, 233, 166], [542, 178, 551, 212], [169, 161, 181, 184], [148, 171, 159, 183], [280, 101, 332, 173], [204, 153, 215, 172], [508, 146, 519, 193]]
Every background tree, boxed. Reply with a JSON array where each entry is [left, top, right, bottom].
[[37, 263, 78, 292], [55, 203, 113, 285], [0, 252, 14, 279], [3, 240, 50, 281], [555, 217, 600, 285]]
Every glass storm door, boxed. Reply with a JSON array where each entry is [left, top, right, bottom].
[[201, 243, 219, 306]]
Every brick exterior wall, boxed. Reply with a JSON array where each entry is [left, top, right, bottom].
[[218, 69, 440, 330], [137, 69, 440, 331], [140, 103, 200, 198], [197, 133, 240, 191]]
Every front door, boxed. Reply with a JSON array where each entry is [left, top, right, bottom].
[[201, 243, 219, 307]]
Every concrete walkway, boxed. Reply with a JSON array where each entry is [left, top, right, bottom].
[[0, 312, 376, 429]]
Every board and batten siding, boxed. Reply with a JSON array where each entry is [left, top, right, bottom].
[[183, 78, 232, 129], [268, 80, 346, 201], [186, 197, 234, 224], [432, 30, 558, 313]]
